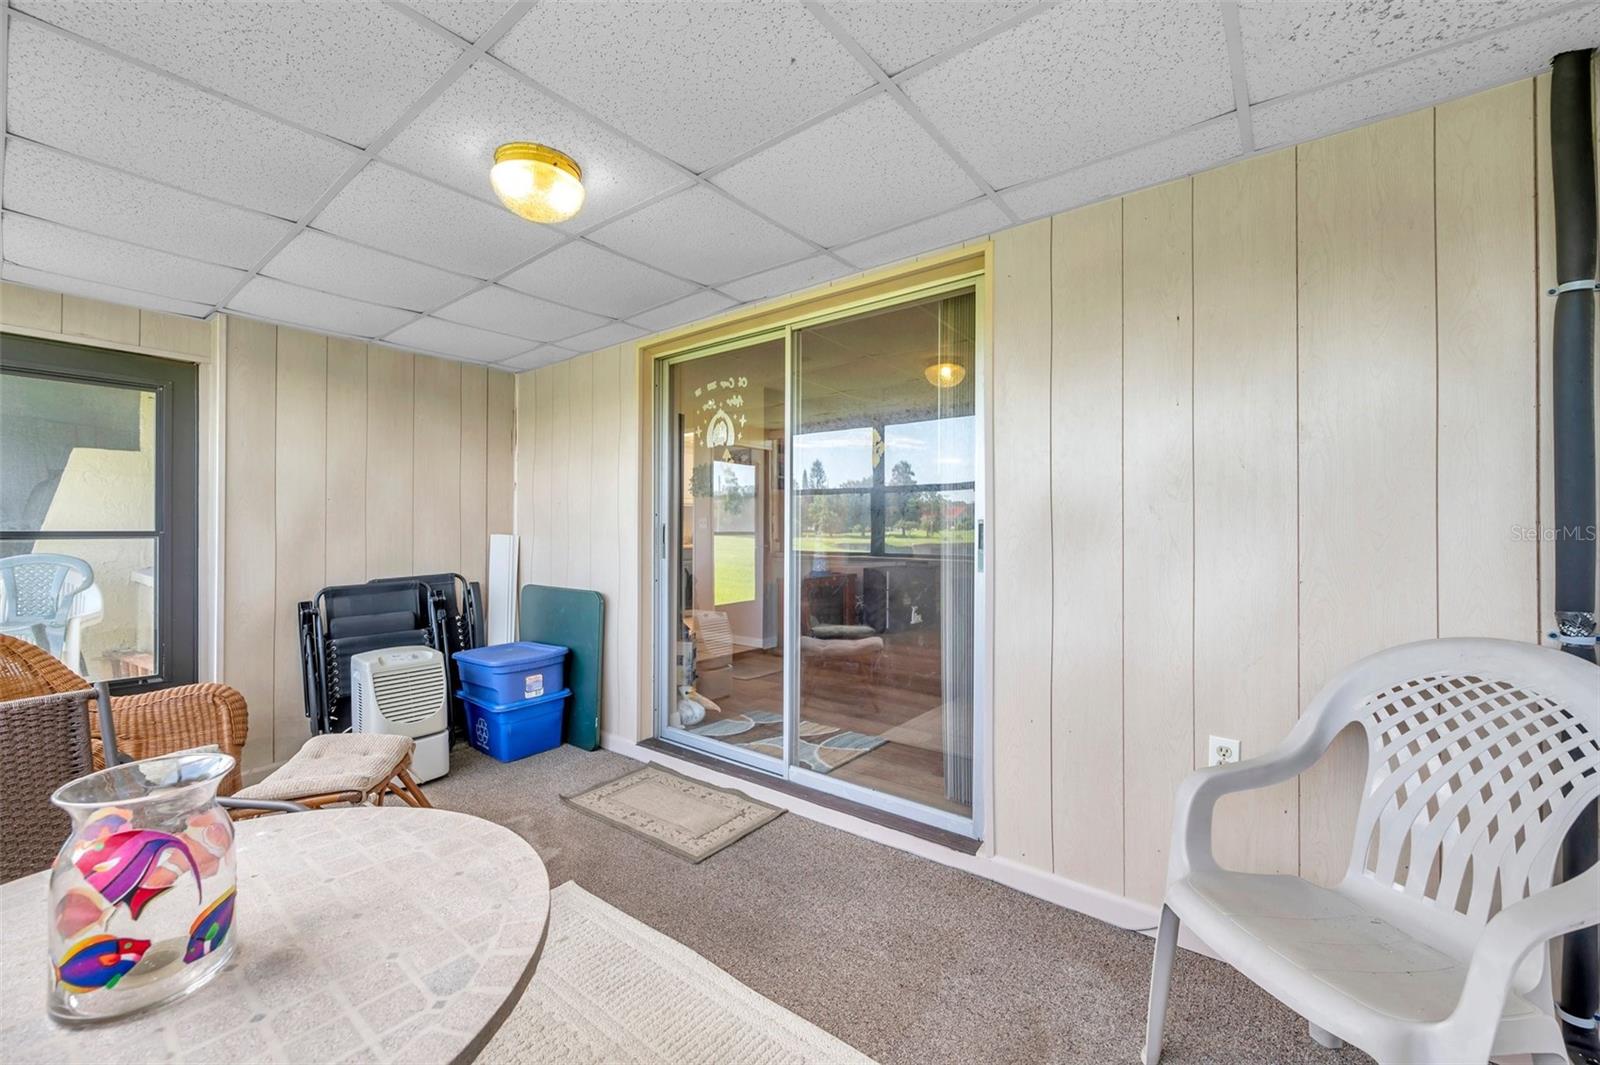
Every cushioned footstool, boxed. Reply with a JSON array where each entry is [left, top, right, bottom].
[[231, 733, 431, 818]]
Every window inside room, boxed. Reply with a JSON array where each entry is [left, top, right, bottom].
[[0, 336, 199, 690]]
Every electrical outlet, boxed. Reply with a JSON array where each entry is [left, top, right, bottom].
[[1208, 735, 1240, 767]]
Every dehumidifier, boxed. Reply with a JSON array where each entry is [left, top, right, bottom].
[[349, 647, 450, 783]]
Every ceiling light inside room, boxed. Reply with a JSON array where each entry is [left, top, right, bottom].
[[924, 361, 966, 388], [491, 142, 585, 223]]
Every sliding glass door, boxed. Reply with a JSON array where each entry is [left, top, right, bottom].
[[662, 334, 789, 771], [657, 281, 983, 835]]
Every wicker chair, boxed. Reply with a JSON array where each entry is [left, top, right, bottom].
[[0, 689, 96, 882], [0, 635, 248, 795]]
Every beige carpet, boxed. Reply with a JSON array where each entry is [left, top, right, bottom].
[[487, 882, 875, 1064], [563, 765, 784, 862]]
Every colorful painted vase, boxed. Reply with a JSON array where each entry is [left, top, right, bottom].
[[47, 753, 238, 1023]]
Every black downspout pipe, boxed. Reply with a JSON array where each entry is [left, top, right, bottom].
[[1550, 48, 1600, 1065]]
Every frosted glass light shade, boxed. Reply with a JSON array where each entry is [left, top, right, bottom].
[[924, 362, 965, 388], [490, 143, 584, 224]]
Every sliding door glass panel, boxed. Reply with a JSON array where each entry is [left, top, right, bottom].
[[792, 289, 977, 814], [665, 337, 787, 763]]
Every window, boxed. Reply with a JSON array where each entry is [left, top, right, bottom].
[[0, 336, 199, 690]]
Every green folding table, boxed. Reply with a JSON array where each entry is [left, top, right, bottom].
[[518, 585, 604, 750]]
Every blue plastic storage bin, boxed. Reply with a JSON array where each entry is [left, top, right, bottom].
[[454, 642, 568, 705], [461, 688, 570, 762]]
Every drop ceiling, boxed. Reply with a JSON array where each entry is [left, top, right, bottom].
[[2, 0, 1595, 373]]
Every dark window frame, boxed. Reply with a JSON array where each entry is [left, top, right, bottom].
[[0, 334, 200, 693]]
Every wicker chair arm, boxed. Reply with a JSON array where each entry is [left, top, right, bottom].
[[95, 683, 250, 794]]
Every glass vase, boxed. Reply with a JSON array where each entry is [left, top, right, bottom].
[[47, 752, 238, 1024]]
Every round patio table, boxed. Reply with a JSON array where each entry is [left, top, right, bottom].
[[0, 806, 550, 1064]]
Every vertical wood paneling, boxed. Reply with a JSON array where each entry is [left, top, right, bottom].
[[62, 296, 139, 345], [486, 368, 516, 626], [324, 338, 368, 586], [1120, 180, 1195, 904], [412, 355, 462, 575], [1193, 150, 1300, 876], [620, 345, 646, 742], [547, 360, 573, 584], [273, 328, 326, 761], [528, 365, 555, 585], [486, 369, 516, 538], [1437, 82, 1538, 641], [1048, 199, 1124, 893], [2, 281, 63, 330], [515, 370, 539, 587], [567, 352, 595, 592], [589, 347, 621, 731], [223, 317, 277, 770], [460, 363, 489, 594], [991, 219, 1054, 869], [1297, 110, 1438, 886], [366, 347, 414, 579], [141, 311, 212, 359]]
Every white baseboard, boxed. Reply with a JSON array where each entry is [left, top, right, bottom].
[[599, 732, 1217, 960]]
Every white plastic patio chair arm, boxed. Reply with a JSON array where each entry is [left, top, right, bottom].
[[1169, 717, 1334, 880], [1445, 863, 1600, 1055]]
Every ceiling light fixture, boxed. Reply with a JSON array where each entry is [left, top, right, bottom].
[[925, 360, 966, 388], [490, 142, 585, 223]]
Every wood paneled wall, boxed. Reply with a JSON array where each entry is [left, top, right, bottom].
[[513, 343, 645, 744], [991, 79, 1553, 902], [223, 321, 516, 771]]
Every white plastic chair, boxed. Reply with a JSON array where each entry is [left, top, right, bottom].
[[1143, 638, 1600, 1065]]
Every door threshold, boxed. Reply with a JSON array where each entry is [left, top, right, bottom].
[[639, 737, 982, 855]]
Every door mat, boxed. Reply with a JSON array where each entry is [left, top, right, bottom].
[[561, 765, 783, 863], [689, 710, 887, 772]]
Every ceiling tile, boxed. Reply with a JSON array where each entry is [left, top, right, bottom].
[[312, 162, 560, 280], [2, 262, 214, 319], [2, 138, 293, 270], [720, 254, 852, 303], [1002, 119, 1243, 221], [627, 289, 738, 334], [712, 94, 980, 247], [1253, 5, 1599, 149], [384, 316, 531, 362], [260, 230, 478, 311], [902, 2, 1233, 189], [490, 1, 874, 172], [833, 198, 1007, 269], [500, 240, 700, 318], [560, 320, 647, 354], [400, 1, 517, 42], [498, 344, 576, 372], [587, 186, 814, 286], [1239, 0, 1569, 104], [820, 1, 1038, 75], [6, 20, 357, 218], [433, 284, 608, 341], [2, 211, 245, 305], [14, 0, 463, 146], [227, 275, 414, 338], [381, 60, 689, 233]]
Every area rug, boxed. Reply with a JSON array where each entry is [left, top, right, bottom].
[[486, 882, 875, 1064], [562, 765, 783, 863], [731, 653, 784, 680], [689, 709, 886, 773]]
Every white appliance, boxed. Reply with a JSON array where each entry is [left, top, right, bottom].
[[350, 646, 450, 783]]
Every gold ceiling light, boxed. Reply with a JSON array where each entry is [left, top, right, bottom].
[[490, 142, 585, 223], [924, 360, 966, 388]]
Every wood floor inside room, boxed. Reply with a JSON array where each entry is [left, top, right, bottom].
[[693, 647, 970, 815], [425, 745, 1368, 1065]]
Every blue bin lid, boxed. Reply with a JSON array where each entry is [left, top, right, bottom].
[[454, 641, 568, 671], [458, 688, 570, 713]]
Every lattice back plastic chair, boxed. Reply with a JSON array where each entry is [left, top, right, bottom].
[[0, 553, 94, 658], [1144, 638, 1600, 1065]]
